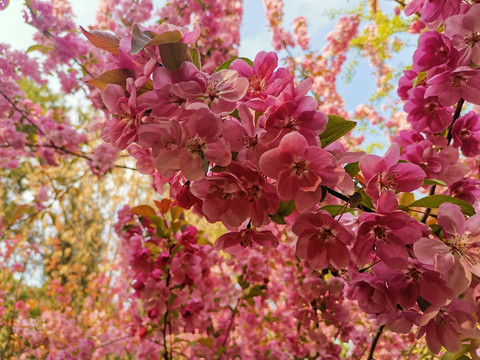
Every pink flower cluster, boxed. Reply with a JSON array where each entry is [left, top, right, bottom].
[[114, 202, 426, 358], [85, 1, 480, 356]]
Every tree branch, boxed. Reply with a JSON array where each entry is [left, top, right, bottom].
[[367, 324, 385, 360], [326, 187, 375, 213]]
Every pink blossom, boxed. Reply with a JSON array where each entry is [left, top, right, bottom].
[[401, 141, 469, 185], [230, 51, 292, 111], [259, 132, 339, 213], [89, 143, 118, 176], [397, 70, 419, 101], [101, 79, 144, 150], [293, 16, 309, 51], [359, 143, 426, 201], [405, 0, 462, 29], [352, 192, 425, 270], [172, 68, 249, 115], [412, 31, 459, 74], [414, 203, 480, 294], [416, 299, 480, 354], [139, 61, 205, 118], [190, 169, 249, 228], [345, 272, 396, 316], [403, 86, 453, 133], [425, 66, 480, 106], [215, 229, 279, 253], [451, 111, 480, 157], [372, 260, 453, 308], [444, 4, 480, 65], [137, 120, 183, 177], [258, 96, 328, 146], [222, 104, 268, 165], [292, 211, 354, 269], [447, 178, 480, 205]]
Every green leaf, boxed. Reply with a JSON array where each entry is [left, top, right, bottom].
[[359, 189, 375, 211], [319, 115, 356, 148], [412, 71, 426, 87], [131, 24, 156, 55], [26, 44, 50, 53], [441, 345, 470, 360], [349, 192, 363, 208], [229, 108, 240, 121], [344, 162, 360, 177], [197, 337, 214, 349], [409, 195, 475, 216], [423, 179, 447, 186], [320, 205, 354, 217], [243, 284, 266, 299], [189, 48, 201, 69], [271, 200, 296, 223], [158, 42, 189, 69], [145, 30, 182, 47], [81, 26, 121, 55], [215, 57, 253, 72], [270, 213, 286, 225]]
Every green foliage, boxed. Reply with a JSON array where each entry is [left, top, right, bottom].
[[409, 195, 476, 216], [320, 115, 356, 148]]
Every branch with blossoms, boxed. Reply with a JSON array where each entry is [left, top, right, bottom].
[[81, 0, 480, 356]]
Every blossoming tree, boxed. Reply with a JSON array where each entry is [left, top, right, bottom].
[[1, 0, 480, 359]]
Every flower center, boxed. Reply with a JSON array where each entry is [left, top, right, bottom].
[[247, 184, 261, 202], [315, 227, 334, 245], [240, 230, 254, 248], [186, 136, 206, 155], [451, 74, 467, 88], [242, 135, 258, 149], [405, 266, 422, 282], [292, 160, 309, 176], [249, 74, 265, 93], [378, 171, 398, 191], [373, 225, 390, 243], [460, 128, 471, 138], [465, 32, 480, 48]]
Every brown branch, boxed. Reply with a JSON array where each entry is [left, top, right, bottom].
[[420, 184, 436, 223], [421, 98, 465, 223], [367, 324, 385, 360], [447, 98, 465, 144]]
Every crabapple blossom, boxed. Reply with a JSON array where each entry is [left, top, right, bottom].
[[292, 211, 354, 269], [259, 132, 339, 212], [359, 143, 426, 202]]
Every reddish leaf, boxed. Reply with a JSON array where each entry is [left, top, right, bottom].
[[158, 42, 190, 69], [130, 205, 157, 217], [131, 24, 156, 55], [86, 69, 134, 91], [81, 26, 121, 55]]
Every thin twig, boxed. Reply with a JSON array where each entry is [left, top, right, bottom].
[[367, 324, 385, 360], [447, 98, 465, 144], [222, 300, 239, 349], [420, 184, 436, 223], [326, 187, 375, 213], [0, 89, 136, 171], [96, 335, 132, 348], [421, 98, 465, 223]]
